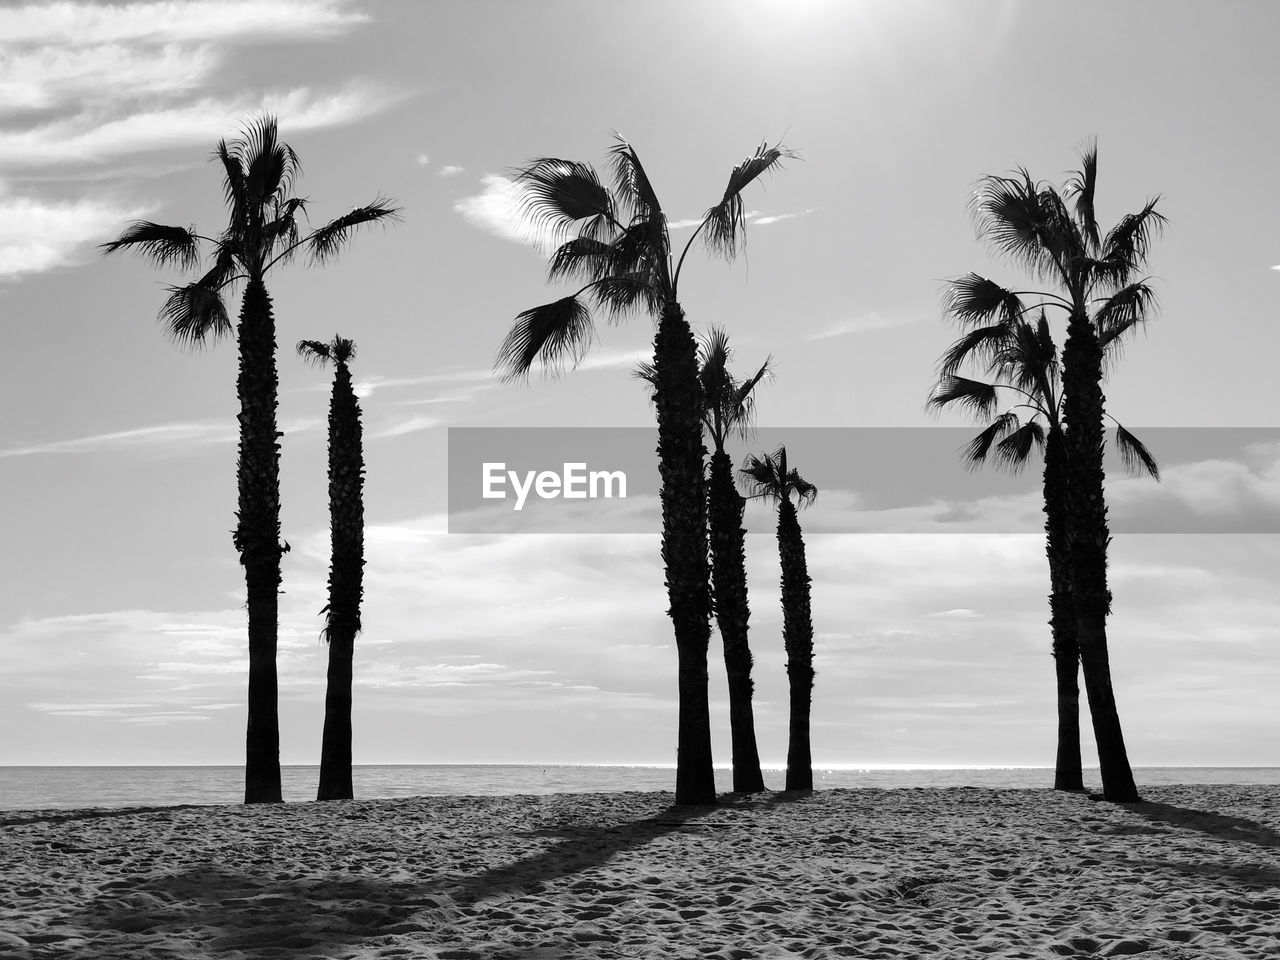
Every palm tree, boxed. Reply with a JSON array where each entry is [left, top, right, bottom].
[[496, 134, 793, 805], [741, 445, 817, 792], [948, 143, 1165, 801], [640, 328, 771, 793], [297, 336, 365, 802], [929, 311, 1158, 791], [102, 115, 398, 804]]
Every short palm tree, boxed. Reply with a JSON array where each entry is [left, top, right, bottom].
[[297, 336, 365, 802], [950, 143, 1164, 801], [640, 328, 771, 793], [741, 445, 817, 792], [496, 134, 793, 806], [929, 311, 1158, 792], [102, 114, 398, 804]]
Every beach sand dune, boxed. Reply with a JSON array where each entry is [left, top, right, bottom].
[[0, 785, 1276, 958]]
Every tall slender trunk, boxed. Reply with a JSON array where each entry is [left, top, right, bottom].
[[777, 496, 814, 791], [317, 362, 365, 801], [653, 301, 716, 805], [1043, 427, 1083, 791], [707, 449, 765, 793], [1061, 308, 1139, 802], [236, 278, 283, 804]]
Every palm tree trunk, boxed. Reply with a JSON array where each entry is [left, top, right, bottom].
[[707, 449, 765, 793], [236, 278, 283, 805], [317, 362, 364, 801], [653, 301, 716, 805], [1043, 427, 1083, 791], [1061, 310, 1139, 802], [777, 497, 814, 791]]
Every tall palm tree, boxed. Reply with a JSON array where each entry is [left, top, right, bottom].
[[741, 446, 817, 792], [640, 329, 771, 793], [929, 311, 1158, 791], [102, 114, 398, 804], [297, 336, 365, 802], [496, 134, 793, 805], [948, 143, 1165, 801]]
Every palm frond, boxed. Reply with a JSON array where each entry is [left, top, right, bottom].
[[992, 420, 1045, 472], [100, 221, 201, 270], [547, 237, 614, 284], [1096, 198, 1166, 285], [928, 375, 1000, 419], [1114, 423, 1159, 480], [963, 411, 1021, 467], [1096, 281, 1158, 350], [1065, 140, 1100, 251], [938, 323, 1015, 377], [740, 449, 784, 502], [970, 170, 1053, 274], [158, 281, 232, 347], [590, 272, 660, 320], [495, 295, 594, 380], [608, 135, 663, 226], [237, 114, 301, 205], [307, 198, 401, 264], [296, 339, 334, 366], [214, 138, 247, 215], [516, 158, 616, 241], [788, 469, 818, 506], [942, 273, 1025, 327], [701, 140, 796, 260]]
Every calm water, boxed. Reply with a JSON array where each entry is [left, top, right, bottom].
[[1, 765, 1276, 811]]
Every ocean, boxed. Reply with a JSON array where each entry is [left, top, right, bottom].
[[1, 765, 1277, 811]]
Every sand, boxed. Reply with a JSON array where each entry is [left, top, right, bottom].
[[0, 785, 1276, 959]]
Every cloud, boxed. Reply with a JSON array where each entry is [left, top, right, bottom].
[[0, 189, 147, 278], [438, 165, 464, 177], [370, 414, 442, 439], [806, 312, 915, 341], [0, 1, 367, 45], [0, 80, 402, 166], [750, 207, 816, 225], [0, 42, 220, 111], [0, 416, 321, 458], [416, 153, 430, 166], [454, 174, 558, 251]]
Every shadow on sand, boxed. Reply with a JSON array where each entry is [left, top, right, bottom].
[[1123, 801, 1280, 850]]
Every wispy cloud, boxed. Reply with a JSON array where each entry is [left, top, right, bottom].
[[0, 189, 146, 278], [439, 164, 464, 177], [415, 152, 430, 165], [454, 174, 558, 251], [668, 208, 816, 230], [370, 414, 442, 439], [0, 416, 321, 458], [806, 312, 915, 341], [0, 1, 367, 45], [0, 80, 401, 166]]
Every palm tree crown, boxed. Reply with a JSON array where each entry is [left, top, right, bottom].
[[741, 445, 818, 508], [102, 115, 398, 348], [495, 135, 794, 379]]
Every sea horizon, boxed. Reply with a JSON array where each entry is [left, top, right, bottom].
[[3, 763, 1276, 812]]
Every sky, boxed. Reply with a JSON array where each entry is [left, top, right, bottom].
[[2, 0, 1278, 773]]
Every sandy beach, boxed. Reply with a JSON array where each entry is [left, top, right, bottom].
[[0, 785, 1276, 959]]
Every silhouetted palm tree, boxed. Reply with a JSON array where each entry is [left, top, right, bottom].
[[102, 115, 398, 804], [297, 336, 365, 802], [949, 143, 1164, 801], [930, 311, 1158, 791], [640, 328, 771, 793], [496, 135, 793, 805], [741, 446, 817, 792]]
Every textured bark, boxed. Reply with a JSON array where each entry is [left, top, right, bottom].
[[235, 279, 283, 805], [317, 362, 365, 801], [653, 301, 716, 805], [1043, 427, 1083, 791], [1061, 309, 1139, 802], [777, 496, 814, 792], [707, 449, 765, 793]]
